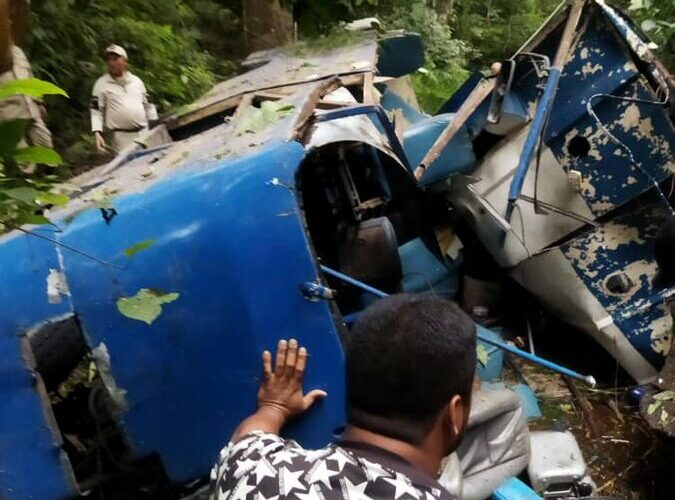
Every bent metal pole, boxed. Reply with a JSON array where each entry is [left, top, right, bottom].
[[320, 264, 597, 387]]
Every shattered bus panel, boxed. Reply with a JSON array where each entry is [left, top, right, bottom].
[[0, 1, 672, 497], [449, 1, 673, 383]]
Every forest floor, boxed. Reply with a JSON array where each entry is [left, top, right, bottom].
[[507, 358, 672, 499], [500, 315, 675, 500]]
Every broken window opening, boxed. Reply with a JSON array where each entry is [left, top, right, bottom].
[[297, 142, 443, 316], [24, 316, 174, 498]]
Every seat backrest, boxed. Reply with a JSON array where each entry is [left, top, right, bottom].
[[338, 216, 402, 292]]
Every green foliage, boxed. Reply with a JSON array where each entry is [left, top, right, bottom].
[[26, 0, 240, 165], [285, 29, 368, 57], [236, 101, 295, 135], [0, 77, 68, 100], [296, 0, 474, 113], [0, 79, 68, 229], [372, 1, 475, 113], [21, 0, 665, 172], [377, 0, 472, 69], [13, 146, 62, 166], [0, 119, 28, 156], [116, 288, 180, 324], [411, 64, 470, 114], [453, 0, 561, 67], [626, 0, 675, 68], [294, 0, 355, 37]]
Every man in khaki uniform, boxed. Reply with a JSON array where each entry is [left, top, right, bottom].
[[0, 46, 53, 148], [90, 44, 157, 152], [0, 0, 52, 148]]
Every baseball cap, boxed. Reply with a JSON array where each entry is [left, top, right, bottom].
[[105, 44, 128, 59]]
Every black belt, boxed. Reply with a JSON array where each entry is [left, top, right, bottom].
[[110, 126, 145, 133]]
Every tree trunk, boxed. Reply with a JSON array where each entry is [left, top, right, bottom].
[[242, 0, 294, 54], [0, 0, 12, 73], [434, 0, 452, 18], [10, 0, 30, 46]]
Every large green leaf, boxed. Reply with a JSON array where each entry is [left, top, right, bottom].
[[648, 401, 662, 414], [16, 212, 51, 225], [236, 101, 295, 135], [13, 146, 63, 166], [653, 390, 675, 401], [0, 120, 28, 157], [116, 288, 180, 325], [36, 191, 70, 207], [476, 344, 489, 367], [4, 187, 38, 204], [123, 239, 156, 258], [0, 78, 69, 100]]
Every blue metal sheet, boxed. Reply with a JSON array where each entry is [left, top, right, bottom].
[[0, 234, 76, 499], [56, 140, 346, 482], [512, 7, 641, 142], [547, 78, 674, 216], [508, 4, 674, 217], [545, 10, 641, 140], [0, 140, 347, 493], [380, 88, 426, 125], [492, 477, 541, 500], [403, 113, 476, 186], [561, 200, 675, 368]]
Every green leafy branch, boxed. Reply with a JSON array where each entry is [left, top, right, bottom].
[[0, 78, 69, 230]]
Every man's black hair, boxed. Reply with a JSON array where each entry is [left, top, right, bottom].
[[345, 294, 476, 444]]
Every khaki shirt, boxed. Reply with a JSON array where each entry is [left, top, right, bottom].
[[0, 45, 42, 122], [90, 72, 155, 132]]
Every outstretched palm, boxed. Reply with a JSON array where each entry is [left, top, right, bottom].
[[257, 339, 327, 421]]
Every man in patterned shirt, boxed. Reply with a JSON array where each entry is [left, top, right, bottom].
[[210, 294, 476, 499]]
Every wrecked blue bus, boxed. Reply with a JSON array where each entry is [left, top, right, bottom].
[[0, 0, 672, 497]]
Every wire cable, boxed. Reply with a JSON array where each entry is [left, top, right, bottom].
[[585, 89, 674, 216]]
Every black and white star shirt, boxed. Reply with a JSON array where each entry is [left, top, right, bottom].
[[209, 431, 456, 500]]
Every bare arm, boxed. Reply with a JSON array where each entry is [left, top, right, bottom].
[[90, 80, 108, 151], [232, 338, 327, 442], [140, 80, 157, 124]]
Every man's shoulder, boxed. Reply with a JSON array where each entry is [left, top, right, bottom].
[[93, 74, 112, 88], [11, 45, 28, 63], [127, 73, 146, 87], [210, 433, 454, 499]]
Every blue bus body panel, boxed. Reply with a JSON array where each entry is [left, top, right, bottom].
[[0, 235, 75, 499], [0, 140, 346, 495], [513, 8, 674, 217], [561, 200, 673, 368]]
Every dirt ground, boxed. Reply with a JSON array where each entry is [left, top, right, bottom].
[[503, 351, 674, 499]]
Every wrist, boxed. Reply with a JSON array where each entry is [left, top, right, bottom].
[[257, 403, 290, 426]]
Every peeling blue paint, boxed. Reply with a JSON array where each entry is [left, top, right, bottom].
[[561, 199, 674, 368]]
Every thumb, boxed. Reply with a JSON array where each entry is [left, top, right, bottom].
[[303, 389, 328, 409]]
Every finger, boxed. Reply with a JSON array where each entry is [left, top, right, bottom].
[[262, 350, 272, 380], [303, 389, 328, 410], [285, 339, 298, 376], [274, 340, 287, 376], [294, 347, 307, 380]]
